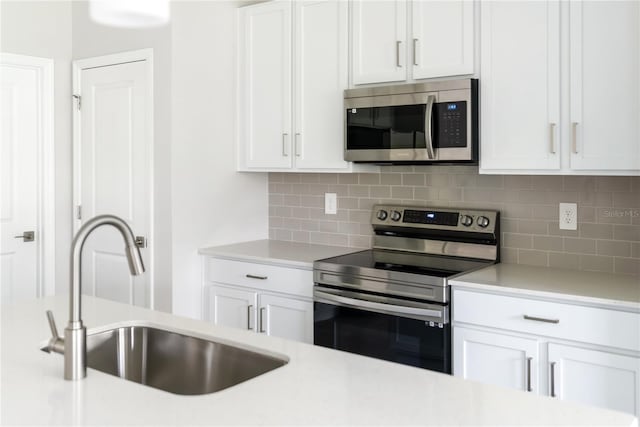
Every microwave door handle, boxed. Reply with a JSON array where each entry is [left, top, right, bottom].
[[425, 95, 436, 160]]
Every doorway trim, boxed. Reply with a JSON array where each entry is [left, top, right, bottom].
[[0, 52, 55, 297], [72, 48, 155, 308]]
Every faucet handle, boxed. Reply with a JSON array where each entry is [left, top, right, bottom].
[[42, 310, 64, 354]]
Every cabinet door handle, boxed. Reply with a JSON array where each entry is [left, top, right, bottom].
[[413, 38, 419, 66], [282, 133, 289, 157], [246, 274, 267, 280], [295, 133, 302, 157], [247, 305, 253, 330], [523, 315, 559, 324], [549, 123, 557, 154], [526, 357, 533, 392], [550, 361, 557, 397], [396, 41, 402, 67], [571, 122, 579, 154], [259, 307, 266, 333]]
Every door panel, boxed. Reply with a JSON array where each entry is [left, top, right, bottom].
[[549, 343, 640, 417], [78, 59, 150, 307], [207, 284, 257, 331], [261, 293, 313, 343], [453, 327, 539, 393], [569, 1, 640, 171], [479, 0, 561, 171], [0, 64, 39, 303]]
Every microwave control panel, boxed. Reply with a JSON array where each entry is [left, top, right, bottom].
[[435, 101, 467, 148]]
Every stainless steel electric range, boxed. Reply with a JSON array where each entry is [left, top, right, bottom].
[[313, 204, 500, 374]]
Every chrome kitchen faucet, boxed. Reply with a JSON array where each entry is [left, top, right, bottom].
[[43, 215, 145, 380]]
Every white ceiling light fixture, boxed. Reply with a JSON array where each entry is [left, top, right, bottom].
[[89, 0, 170, 28]]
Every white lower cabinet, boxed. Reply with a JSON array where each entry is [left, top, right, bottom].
[[453, 287, 640, 418], [454, 327, 539, 393], [203, 257, 314, 344], [548, 343, 640, 417]]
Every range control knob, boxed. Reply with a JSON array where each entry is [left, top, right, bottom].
[[376, 210, 388, 221], [390, 210, 402, 222], [477, 216, 490, 228], [460, 215, 473, 227]]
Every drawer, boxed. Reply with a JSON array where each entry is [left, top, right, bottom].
[[453, 289, 640, 352], [205, 257, 313, 299]]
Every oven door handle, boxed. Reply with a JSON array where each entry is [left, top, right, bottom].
[[314, 289, 447, 324]]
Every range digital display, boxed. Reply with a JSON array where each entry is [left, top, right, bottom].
[[403, 210, 460, 226]]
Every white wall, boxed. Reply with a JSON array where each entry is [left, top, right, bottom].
[[0, 1, 73, 296], [170, 1, 268, 317], [71, 2, 174, 312]]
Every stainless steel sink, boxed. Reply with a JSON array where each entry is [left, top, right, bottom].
[[80, 325, 288, 395]]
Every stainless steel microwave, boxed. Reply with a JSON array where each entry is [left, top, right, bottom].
[[344, 79, 478, 164]]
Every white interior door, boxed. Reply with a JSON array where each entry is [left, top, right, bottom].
[[74, 54, 152, 308], [0, 54, 53, 304]]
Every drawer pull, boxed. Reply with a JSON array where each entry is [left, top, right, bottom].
[[526, 357, 533, 392], [246, 274, 267, 280], [523, 315, 559, 324]]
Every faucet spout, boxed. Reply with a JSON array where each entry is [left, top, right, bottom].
[[55, 214, 145, 380]]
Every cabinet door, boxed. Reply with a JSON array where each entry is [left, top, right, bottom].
[[351, 0, 407, 85], [479, 1, 561, 172], [411, 0, 474, 80], [454, 327, 540, 393], [548, 343, 640, 417], [259, 293, 313, 343], [238, 1, 293, 169], [569, 1, 640, 171], [206, 284, 258, 331], [293, 0, 349, 170]]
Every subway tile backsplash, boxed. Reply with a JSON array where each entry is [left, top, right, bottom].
[[268, 166, 640, 276]]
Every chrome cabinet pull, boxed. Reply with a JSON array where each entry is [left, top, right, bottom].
[[526, 357, 533, 392], [295, 133, 302, 157], [396, 41, 402, 67], [550, 361, 557, 397], [282, 133, 289, 156], [247, 305, 253, 330], [14, 231, 35, 242], [571, 122, 579, 154], [246, 274, 267, 280], [549, 123, 557, 154], [259, 307, 266, 333], [523, 315, 559, 324], [413, 38, 419, 66]]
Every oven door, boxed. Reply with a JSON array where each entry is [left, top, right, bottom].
[[313, 285, 451, 373]]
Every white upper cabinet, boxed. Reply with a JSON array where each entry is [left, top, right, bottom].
[[351, 0, 475, 86], [238, 1, 366, 172], [411, 0, 474, 80], [238, 1, 292, 169], [351, 0, 407, 85], [569, 1, 640, 171], [479, 0, 561, 172], [294, 0, 349, 170], [480, 0, 640, 175]]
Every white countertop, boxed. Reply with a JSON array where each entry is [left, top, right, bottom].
[[198, 239, 360, 269], [450, 263, 640, 311], [2, 295, 637, 426]]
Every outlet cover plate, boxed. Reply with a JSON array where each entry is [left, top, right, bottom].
[[559, 202, 577, 230], [325, 193, 337, 215]]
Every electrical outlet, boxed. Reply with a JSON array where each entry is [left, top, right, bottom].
[[325, 193, 337, 215], [559, 203, 578, 230]]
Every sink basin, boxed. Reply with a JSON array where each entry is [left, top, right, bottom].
[[82, 325, 288, 395]]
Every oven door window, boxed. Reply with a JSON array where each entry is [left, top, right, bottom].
[[314, 302, 450, 374], [346, 105, 427, 150]]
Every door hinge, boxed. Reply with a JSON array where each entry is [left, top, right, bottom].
[[76, 205, 82, 220], [135, 236, 147, 248], [73, 94, 81, 111]]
